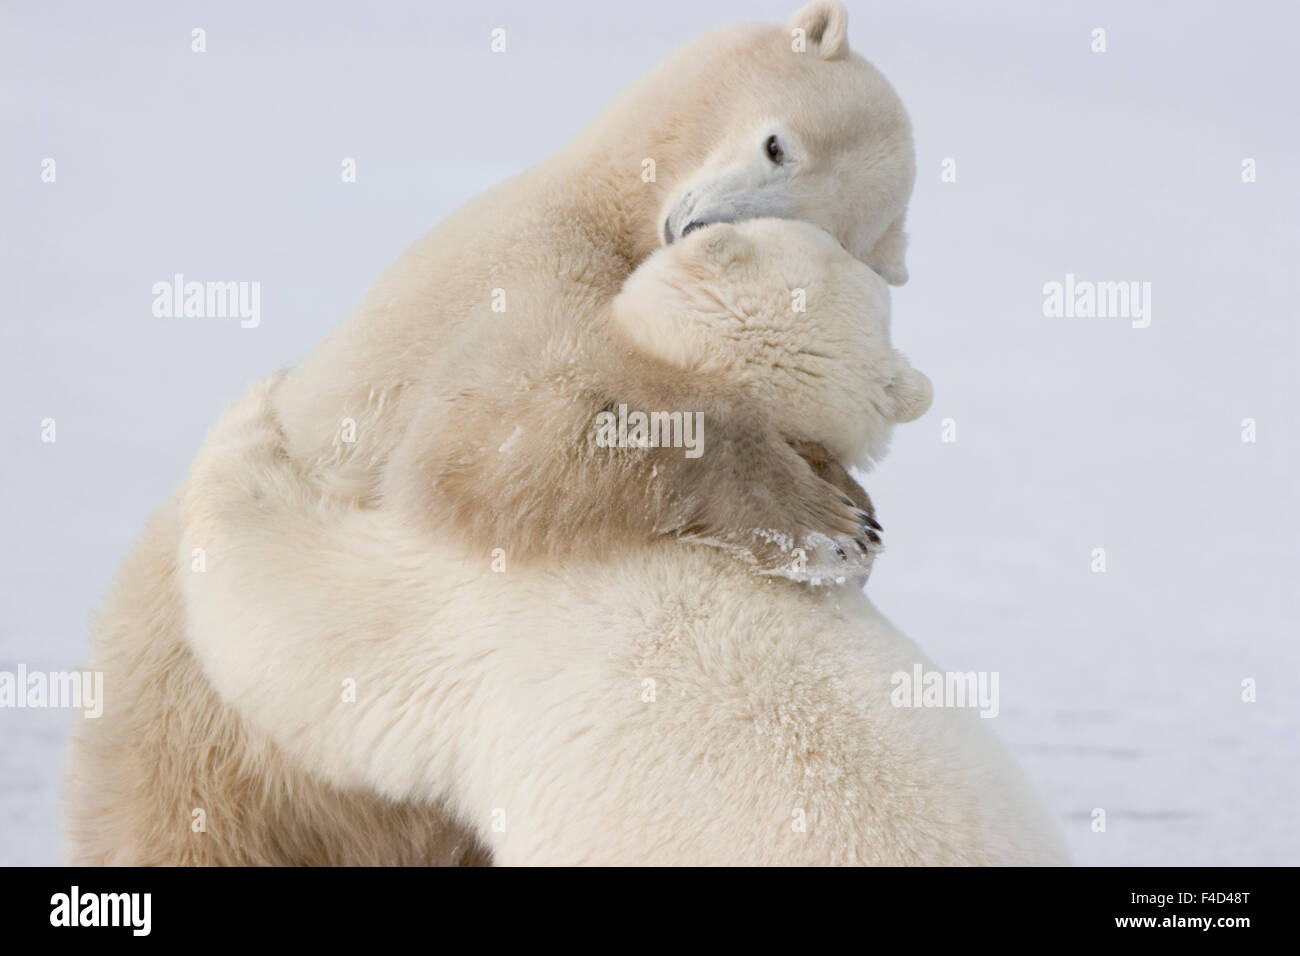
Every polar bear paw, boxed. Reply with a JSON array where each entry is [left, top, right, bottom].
[[749, 502, 882, 585]]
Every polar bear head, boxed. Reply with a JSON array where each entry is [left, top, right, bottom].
[[656, 1, 915, 285], [611, 218, 931, 469]]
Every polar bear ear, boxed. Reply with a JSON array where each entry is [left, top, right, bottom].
[[788, 1, 850, 60], [699, 223, 753, 268], [864, 217, 909, 286], [884, 362, 932, 424]]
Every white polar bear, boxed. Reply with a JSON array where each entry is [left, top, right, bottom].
[[268, 0, 916, 524], [159, 221, 1067, 865]]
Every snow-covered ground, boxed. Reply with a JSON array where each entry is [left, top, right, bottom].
[[2, 0, 1296, 866]]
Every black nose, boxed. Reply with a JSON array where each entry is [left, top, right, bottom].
[[680, 220, 707, 238]]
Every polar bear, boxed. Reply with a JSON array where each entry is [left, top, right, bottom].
[[267, 0, 916, 571], [65, 220, 1066, 866]]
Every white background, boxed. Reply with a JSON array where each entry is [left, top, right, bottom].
[[1, 0, 1296, 866]]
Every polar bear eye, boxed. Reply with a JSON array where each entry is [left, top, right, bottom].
[[764, 134, 784, 165]]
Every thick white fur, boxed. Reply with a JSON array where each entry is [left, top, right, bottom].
[[177, 380, 1066, 865], [612, 219, 932, 470], [65, 5, 1060, 865], [170, 223, 1066, 865], [269, 1, 916, 503]]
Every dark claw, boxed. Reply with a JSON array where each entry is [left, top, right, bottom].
[[864, 530, 881, 545], [840, 496, 855, 506], [833, 544, 847, 560], [853, 538, 871, 555], [855, 510, 883, 533]]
